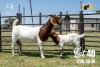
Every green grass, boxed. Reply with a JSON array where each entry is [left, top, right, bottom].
[[0, 32, 100, 67], [0, 51, 100, 67]]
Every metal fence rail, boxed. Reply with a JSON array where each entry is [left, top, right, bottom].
[[0, 12, 100, 52]]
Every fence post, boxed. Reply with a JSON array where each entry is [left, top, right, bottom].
[[23, 7, 25, 24], [98, 22, 100, 30], [64, 15, 70, 34], [39, 12, 42, 25], [17, 13, 22, 25], [79, 11, 85, 52], [16, 13, 22, 53], [0, 13, 1, 52], [60, 12, 62, 34]]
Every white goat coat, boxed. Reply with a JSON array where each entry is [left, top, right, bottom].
[[58, 33, 85, 57], [12, 25, 42, 42], [11, 19, 46, 58], [58, 33, 84, 47]]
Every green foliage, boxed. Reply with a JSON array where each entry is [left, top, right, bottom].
[[4, 17, 15, 29], [4, 17, 15, 24], [96, 10, 100, 13]]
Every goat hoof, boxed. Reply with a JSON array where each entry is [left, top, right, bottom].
[[13, 54, 15, 56], [60, 55, 62, 57], [41, 56, 45, 58]]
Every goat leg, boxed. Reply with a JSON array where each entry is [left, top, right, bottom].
[[16, 39, 22, 56]]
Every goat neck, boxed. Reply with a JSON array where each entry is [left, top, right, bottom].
[[39, 19, 54, 41]]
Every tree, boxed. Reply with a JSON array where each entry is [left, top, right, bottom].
[[4, 17, 15, 24], [4, 17, 15, 29], [96, 10, 100, 13]]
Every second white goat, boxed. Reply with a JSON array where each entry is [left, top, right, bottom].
[[49, 31, 85, 57]]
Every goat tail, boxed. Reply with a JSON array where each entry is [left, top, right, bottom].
[[13, 19, 19, 27], [79, 33, 85, 38]]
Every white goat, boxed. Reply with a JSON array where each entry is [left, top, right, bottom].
[[11, 15, 63, 58], [49, 31, 85, 57], [12, 19, 44, 57]]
